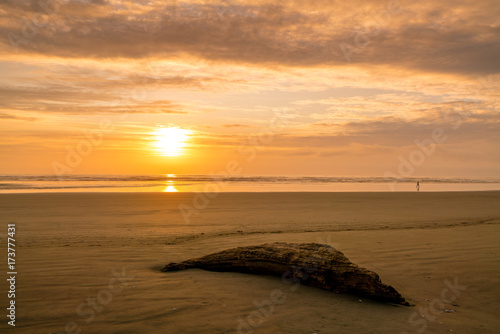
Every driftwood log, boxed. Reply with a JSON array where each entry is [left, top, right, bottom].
[[162, 242, 409, 305]]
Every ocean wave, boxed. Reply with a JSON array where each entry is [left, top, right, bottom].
[[0, 183, 167, 190], [0, 175, 499, 184]]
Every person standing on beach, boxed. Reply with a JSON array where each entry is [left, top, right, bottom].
[[416, 181, 420, 192]]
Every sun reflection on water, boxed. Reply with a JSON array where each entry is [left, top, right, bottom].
[[164, 177, 178, 192], [164, 185, 178, 192]]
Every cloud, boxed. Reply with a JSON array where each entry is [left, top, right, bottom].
[[0, 112, 37, 121], [0, 0, 498, 177], [222, 123, 253, 128], [0, 85, 187, 114], [185, 108, 500, 153], [0, 0, 498, 76]]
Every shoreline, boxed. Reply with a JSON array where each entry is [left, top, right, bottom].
[[2, 189, 500, 194]]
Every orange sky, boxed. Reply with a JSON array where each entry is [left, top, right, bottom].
[[0, 0, 499, 177]]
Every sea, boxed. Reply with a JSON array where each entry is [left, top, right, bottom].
[[1, 175, 500, 193]]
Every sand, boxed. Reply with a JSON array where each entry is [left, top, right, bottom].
[[0, 192, 499, 333]]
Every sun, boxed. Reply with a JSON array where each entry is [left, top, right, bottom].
[[153, 127, 192, 157]]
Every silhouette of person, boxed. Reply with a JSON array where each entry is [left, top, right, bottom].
[[416, 181, 420, 192]]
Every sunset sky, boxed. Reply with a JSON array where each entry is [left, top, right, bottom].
[[0, 0, 499, 177]]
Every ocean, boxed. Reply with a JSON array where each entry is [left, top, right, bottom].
[[1, 174, 500, 193]]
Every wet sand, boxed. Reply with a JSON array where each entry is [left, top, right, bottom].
[[1, 192, 499, 333]]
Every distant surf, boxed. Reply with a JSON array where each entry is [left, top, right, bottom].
[[1, 175, 499, 193]]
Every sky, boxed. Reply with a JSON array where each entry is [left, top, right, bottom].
[[0, 0, 499, 177]]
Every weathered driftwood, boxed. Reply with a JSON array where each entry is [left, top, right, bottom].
[[162, 242, 409, 305]]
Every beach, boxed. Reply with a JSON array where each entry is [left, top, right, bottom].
[[1, 191, 499, 333]]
